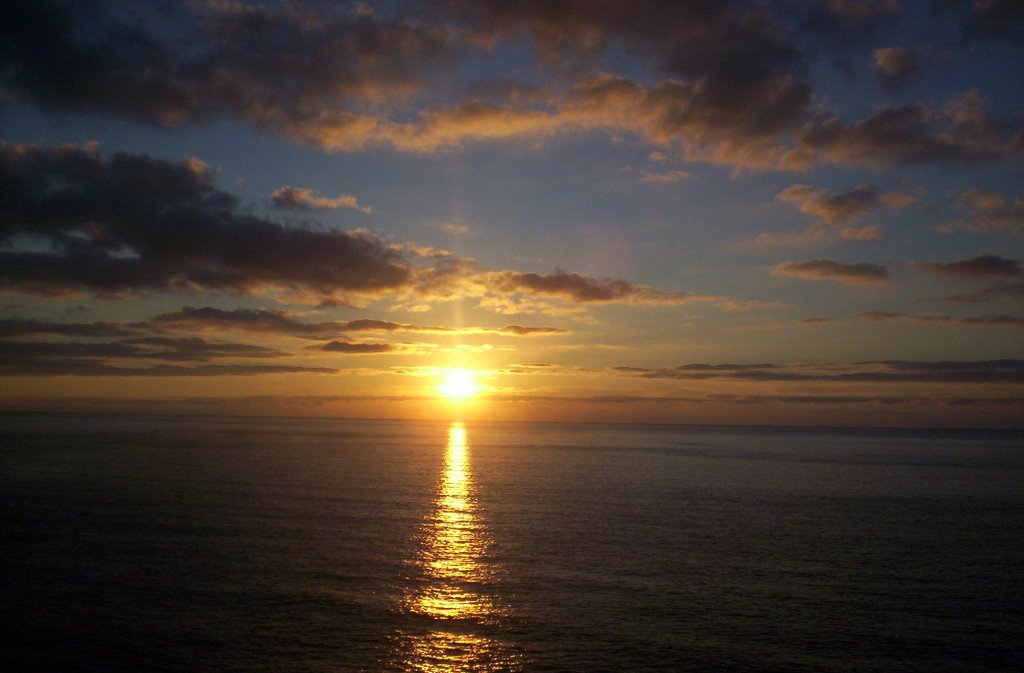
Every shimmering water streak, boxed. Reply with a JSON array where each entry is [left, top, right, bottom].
[[394, 423, 522, 672]]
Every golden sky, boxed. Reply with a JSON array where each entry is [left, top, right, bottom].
[[1, 0, 1022, 427]]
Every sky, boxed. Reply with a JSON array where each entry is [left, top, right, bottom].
[[0, 0, 1022, 427]]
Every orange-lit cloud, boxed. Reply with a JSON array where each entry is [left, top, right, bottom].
[[271, 186, 371, 213]]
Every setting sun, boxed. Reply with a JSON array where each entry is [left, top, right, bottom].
[[438, 369, 480, 400]]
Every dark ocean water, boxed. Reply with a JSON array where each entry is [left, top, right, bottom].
[[1, 413, 1022, 672]]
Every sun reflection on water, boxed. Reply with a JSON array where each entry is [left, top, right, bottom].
[[394, 422, 521, 672]]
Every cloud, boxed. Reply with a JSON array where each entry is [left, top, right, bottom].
[[0, 143, 410, 302], [777, 183, 889, 224], [918, 254, 1023, 278], [0, 328, 342, 376], [0, 142, 688, 311], [498, 325, 569, 336], [0, 0, 453, 130], [0, 336, 284, 362], [627, 359, 1024, 384], [271, 186, 371, 213], [149, 306, 342, 337], [484, 269, 688, 304], [786, 93, 1023, 168], [961, 0, 1024, 43], [134, 306, 572, 340], [640, 170, 692, 184], [915, 254, 1024, 304], [871, 47, 920, 89], [753, 183, 917, 245], [0, 1, 1019, 172], [0, 318, 142, 338], [944, 189, 1024, 234], [840, 226, 884, 240], [854, 311, 1024, 328], [0, 361, 336, 377], [772, 259, 888, 284], [945, 282, 1024, 304], [307, 341, 395, 354], [823, 0, 902, 20]]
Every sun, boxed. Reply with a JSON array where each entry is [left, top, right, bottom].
[[438, 369, 480, 400]]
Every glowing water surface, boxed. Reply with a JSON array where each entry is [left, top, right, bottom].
[[393, 423, 522, 672]]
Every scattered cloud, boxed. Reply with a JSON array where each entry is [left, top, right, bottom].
[[772, 259, 888, 284], [271, 186, 371, 213], [753, 183, 918, 245], [944, 189, 1024, 234], [0, 142, 691, 312]]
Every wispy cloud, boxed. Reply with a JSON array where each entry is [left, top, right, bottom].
[[854, 311, 1024, 328], [623, 359, 1024, 384], [271, 186, 371, 213], [918, 254, 1023, 278], [771, 259, 888, 284]]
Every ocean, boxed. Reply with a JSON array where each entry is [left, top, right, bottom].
[[1, 413, 1021, 672]]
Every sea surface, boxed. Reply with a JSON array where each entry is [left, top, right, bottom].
[[1, 413, 1022, 672]]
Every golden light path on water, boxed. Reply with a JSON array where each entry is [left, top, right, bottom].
[[395, 422, 521, 672]]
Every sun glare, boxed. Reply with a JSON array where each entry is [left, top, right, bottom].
[[439, 369, 480, 400]]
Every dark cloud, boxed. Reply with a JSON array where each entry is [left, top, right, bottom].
[[308, 341, 394, 354], [0, 336, 283, 363], [916, 255, 1024, 304], [487, 270, 686, 304], [0, 1, 199, 125], [150, 306, 340, 337], [788, 93, 1023, 168], [854, 311, 1024, 327], [0, 1, 1019, 171], [0, 317, 142, 338], [0, 143, 684, 309], [918, 254, 1023, 278], [0, 329, 337, 376], [772, 259, 888, 284], [0, 143, 410, 300], [18, 307, 571, 343], [629, 359, 1024, 384], [498, 325, 569, 336], [0, 361, 335, 377], [962, 0, 1024, 43], [0, 0, 452, 135]]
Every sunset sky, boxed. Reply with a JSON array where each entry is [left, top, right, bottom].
[[1, 0, 1021, 427]]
